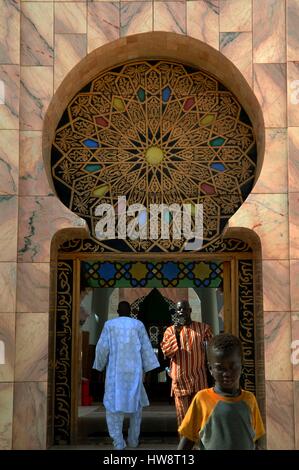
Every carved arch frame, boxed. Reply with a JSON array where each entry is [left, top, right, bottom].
[[43, 32, 265, 446], [48, 227, 264, 445]]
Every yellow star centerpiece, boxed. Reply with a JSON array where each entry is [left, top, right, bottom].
[[145, 146, 164, 165]]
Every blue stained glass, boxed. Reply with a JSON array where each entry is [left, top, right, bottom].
[[83, 139, 100, 148], [98, 262, 117, 281], [211, 162, 226, 171], [210, 137, 225, 147], [160, 262, 180, 281], [162, 86, 171, 102], [84, 164, 101, 172], [137, 88, 145, 102]]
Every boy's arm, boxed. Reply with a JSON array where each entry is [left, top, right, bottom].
[[178, 394, 203, 447], [177, 436, 195, 450]]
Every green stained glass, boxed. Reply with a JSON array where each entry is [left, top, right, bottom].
[[84, 164, 101, 172], [210, 137, 225, 147], [137, 88, 145, 102]]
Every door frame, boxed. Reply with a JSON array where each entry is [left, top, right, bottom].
[[49, 235, 263, 445]]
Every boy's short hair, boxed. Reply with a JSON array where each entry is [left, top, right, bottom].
[[207, 333, 243, 362]]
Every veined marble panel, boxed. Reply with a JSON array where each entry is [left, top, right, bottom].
[[0, 263, 16, 313], [253, 128, 287, 194], [18, 196, 80, 262], [0, 383, 13, 450], [0, 65, 20, 130], [288, 127, 299, 193], [55, 2, 86, 34], [154, 1, 186, 34], [21, 2, 54, 65], [266, 381, 295, 449], [19, 131, 53, 196], [253, 0, 285, 63], [0, 130, 19, 195], [254, 63, 286, 127], [287, 62, 299, 127], [229, 193, 289, 260], [187, 0, 219, 50], [0, 0, 20, 64], [20, 66, 53, 131], [287, 0, 299, 61], [16, 262, 49, 313], [289, 193, 299, 258], [87, 2, 120, 53], [264, 311, 292, 381], [220, 32, 252, 86], [15, 313, 48, 381], [12, 382, 47, 449], [219, 0, 251, 32], [0, 195, 17, 262], [290, 260, 299, 311], [120, 2, 153, 36], [54, 34, 86, 92], [262, 260, 290, 311], [0, 314, 15, 382]]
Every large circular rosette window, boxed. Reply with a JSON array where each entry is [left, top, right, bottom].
[[51, 60, 256, 252]]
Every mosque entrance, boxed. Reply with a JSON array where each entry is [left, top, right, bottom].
[[46, 51, 265, 446], [49, 234, 263, 446]]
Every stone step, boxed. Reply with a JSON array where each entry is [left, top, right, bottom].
[[78, 404, 178, 444]]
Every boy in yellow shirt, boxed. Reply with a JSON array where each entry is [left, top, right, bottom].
[[178, 333, 265, 450]]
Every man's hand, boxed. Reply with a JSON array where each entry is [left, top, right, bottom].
[[175, 325, 182, 348]]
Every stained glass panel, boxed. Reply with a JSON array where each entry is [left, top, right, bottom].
[[52, 60, 257, 252], [82, 260, 223, 288]]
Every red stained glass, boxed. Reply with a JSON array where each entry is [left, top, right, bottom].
[[95, 116, 108, 127], [183, 97, 195, 111], [201, 183, 216, 195]]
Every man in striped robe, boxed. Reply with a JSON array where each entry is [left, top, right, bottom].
[[161, 300, 213, 426]]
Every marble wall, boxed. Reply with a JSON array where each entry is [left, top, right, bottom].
[[0, 0, 298, 450]]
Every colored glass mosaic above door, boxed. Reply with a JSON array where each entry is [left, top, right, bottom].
[[82, 260, 223, 288], [52, 60, 257, 252]]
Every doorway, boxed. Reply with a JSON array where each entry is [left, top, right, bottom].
[[50, 235, 263, 445], [77, 284, 225, 443]]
